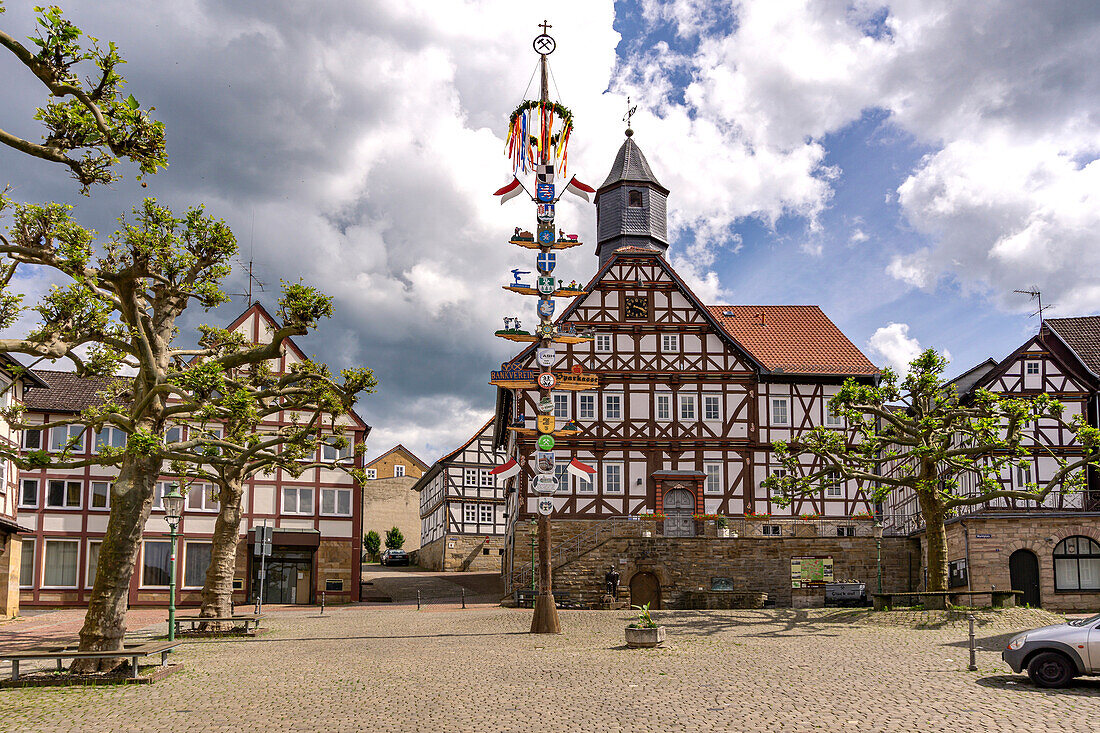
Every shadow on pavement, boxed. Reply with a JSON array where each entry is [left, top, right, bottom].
[[976, 674, 1100, 696]]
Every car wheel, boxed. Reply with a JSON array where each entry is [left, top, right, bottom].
[[1027, 651, 1075, 688]]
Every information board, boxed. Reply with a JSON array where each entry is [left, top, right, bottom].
[[791, 556, 834, 588]]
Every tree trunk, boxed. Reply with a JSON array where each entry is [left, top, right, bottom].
[[72, 454, 162, 673], [917, 492, 950, 609], [198, 477, 244, 630]]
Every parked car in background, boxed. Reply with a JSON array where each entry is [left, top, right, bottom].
[[1003, 613, 1100, 687], [380, 548, 410, 567]]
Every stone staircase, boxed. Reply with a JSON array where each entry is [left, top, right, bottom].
[[511, 517, 626, 591]]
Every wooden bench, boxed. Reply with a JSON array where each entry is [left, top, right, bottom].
[[872, 590, 1023, 611], [514, 589, 576, 609], [171, 613, 262, 636], [1, 640, 181, 681]]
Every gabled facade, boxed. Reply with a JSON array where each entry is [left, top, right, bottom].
[[414, 419, 507, 571], [364, 444, 428, 480], [16, 303, 370, 608]]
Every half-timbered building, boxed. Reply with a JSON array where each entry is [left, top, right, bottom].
[[494, 133, 917, 609], [16, 303, 370, 608], [885, 316, 1100, 611], [414, 419, 508, 571]]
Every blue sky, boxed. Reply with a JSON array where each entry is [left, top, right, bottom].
[[2, 1, 1099, 462]]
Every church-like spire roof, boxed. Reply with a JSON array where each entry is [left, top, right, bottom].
[[599, 134, 667, 191]]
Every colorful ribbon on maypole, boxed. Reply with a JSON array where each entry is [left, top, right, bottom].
[[505, 100, 574, 177]]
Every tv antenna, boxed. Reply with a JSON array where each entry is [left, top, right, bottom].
[[1013, 288, 1053, 324], [231, 212, 266, 303]]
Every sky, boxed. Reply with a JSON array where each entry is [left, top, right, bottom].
[[2, 1, 1100, 464]]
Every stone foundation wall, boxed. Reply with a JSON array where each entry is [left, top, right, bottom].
[[928, 514, 1100, 613], [362, 476, 421, 551], [417, 537, 445, 571], [0, 533, 21, 618], [317, 539, 356, 602]]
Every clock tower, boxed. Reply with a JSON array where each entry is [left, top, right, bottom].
[[594, 128, 670, 268]]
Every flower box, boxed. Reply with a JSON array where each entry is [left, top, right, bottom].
[[625, 626, 666, 648]]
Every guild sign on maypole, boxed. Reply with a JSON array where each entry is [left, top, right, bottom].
[[490, 20, 597, 634]]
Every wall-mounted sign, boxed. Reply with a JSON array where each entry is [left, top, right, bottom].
[[537, 496, 554, 515], [490, 366, 537, 388], [538, 395, 553, 413], [537, 414, 556, 434], [537, 251, 556, 272], [976, 533, 992, 539], [536, 182, 554, 202], [537, 202, 555, 222], [556, 373, 599, 391], [536, 434, 555, 451], [534, 474, 558, 494], [537, 276, 556, 295], [790, 556, 834, 589], [536, 451, 555, 473], [535, 348, 555, 367], [538, 299, 555, 318], [537, 372, 557, 390]]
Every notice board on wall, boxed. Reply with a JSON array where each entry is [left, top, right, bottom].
[[791, 556, 834, 588]]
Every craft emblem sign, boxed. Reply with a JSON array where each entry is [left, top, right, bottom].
[[537, 323, 555, 338], [538, 395, 553, 414], [538, 229, 554, 244], [538, 299, 555, 318], [537, 372, 557, 390], [537, 434, 555, 451], [537, 203, 555, 222], [537, 276, 556, 295], [537, 251, 556, 272], [536, 182, 554, 202], [537, 414, 556, 434], [537, 496, 554, 515], [533, 474, 558, 494], [536, 450, 555, 473], [535, 348, 555, 367]]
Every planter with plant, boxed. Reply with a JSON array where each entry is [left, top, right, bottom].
[[625, 603, 666, 648]]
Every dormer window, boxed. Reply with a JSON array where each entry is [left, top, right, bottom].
[[628, 190, 643, 207]]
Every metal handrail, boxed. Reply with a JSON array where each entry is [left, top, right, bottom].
[[511, 516, 623, 589]]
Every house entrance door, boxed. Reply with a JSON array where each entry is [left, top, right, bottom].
[[663, 488, 695, 537], [1010, 549, 1041, 608], [629, 571, 661, 610]]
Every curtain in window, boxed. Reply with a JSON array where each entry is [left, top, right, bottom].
[[142, 541, 172, 586], [44, 540, 78, 586], [321, 489, 336, 515], [184, 543, 212, 587], [19, 539, 35, 586], [337, 490, 351, 515], [87, 542, 101, 587]]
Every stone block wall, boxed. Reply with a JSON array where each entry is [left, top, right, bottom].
[[317, 539, 356, 602], [0, 534, 21, 618], [362, 476, 421, 552], [417, 537, 445, 570]]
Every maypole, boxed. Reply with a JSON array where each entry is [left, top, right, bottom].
[[490, 21, 597, 634]]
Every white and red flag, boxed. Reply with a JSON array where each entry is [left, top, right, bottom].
[[490, 457, 521, 480], [493, 177, 528, 205], [562, 176, 595, 202], [567, 457, 595, 480]]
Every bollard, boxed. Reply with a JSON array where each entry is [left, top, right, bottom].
[[230, 597, 234, 615], [417, 589, 421, 611], [321, 591, 326, 616], [968, 614, 977, 671], [462, 588, 466, 609]]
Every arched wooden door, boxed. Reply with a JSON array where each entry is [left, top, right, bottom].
[[663, 487, 696, 537], [1010, 549, 1041, 607], [630, 571, 661, 610]]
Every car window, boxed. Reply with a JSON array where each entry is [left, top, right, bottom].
[[1067, 613, 1100, 627]]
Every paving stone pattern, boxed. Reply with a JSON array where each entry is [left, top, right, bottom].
[[1, 606, 1098, 732]]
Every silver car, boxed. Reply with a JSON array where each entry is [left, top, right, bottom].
[[1003, 613, 1100, 688]]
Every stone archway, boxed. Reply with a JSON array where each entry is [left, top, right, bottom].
[[630, 571, 661, 610]]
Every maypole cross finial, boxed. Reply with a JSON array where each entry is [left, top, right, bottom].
[[533, 20, 556, 55], [624, 96, 638, 137]]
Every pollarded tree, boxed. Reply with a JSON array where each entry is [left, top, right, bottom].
[[0, 196, 335, 669], [764, 350, 1100, 605], [0, 2, 166, 190], [160, 345, 375, 623]]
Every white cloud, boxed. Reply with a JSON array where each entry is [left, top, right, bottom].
[[867, 321, 952, 374]]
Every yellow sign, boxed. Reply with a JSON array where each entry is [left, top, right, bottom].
[[537, 415, 556, 434], [556, 373, 599, 391]]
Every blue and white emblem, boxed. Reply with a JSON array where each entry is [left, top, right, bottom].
[[538, 230, 554, 244], [538, 299, 555, 318], [536, 182, 554, 202], [537, 251, 556, 273], [537, 203, 555, 222]]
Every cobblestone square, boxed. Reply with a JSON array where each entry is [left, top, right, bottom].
[[2, 605, 1098, 732]]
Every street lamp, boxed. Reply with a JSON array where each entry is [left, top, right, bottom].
[[873, 521, 884, 596], [163, 483, 185, 642]]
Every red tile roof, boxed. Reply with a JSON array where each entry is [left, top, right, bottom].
[[706, 306, 879, 376], [25, 369, 132, 413]]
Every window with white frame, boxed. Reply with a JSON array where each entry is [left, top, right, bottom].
[[89, 481, 111, 509], [762, 524, 781, 536], [183, 542, 212, 588], [48, 424, 85, 452], [364, 469, 377, 480], [579, 394, 595, 420], [595, 334, 612, 353], [1016, 462, 1033, 488], [703, 395, 721, 421], [771, 397, 790, 426], [93, 426, 127, 452], [1025, 361, 1040, 376], [152, 481, 172, 509], [0, 376, 10, 410], [679, 394, 696, 421], [86, 540, 101, 588], [768, 469, 787, 498], [464, 468, 478, 487], [43, 539, 79, 587], [186, 483, 219, 512], [576, 468, 594, 493], [661, 333, 679, 352], [479, 469, 494, 488], [394, 464, 406, 477], [46, 479, 82, 509], [19, 538, 35, 587], [321, 441, 354, 463], [464, 504, 477, 523], [554, 462, 570, 494], [141, 540, 171, 587], [604, 393, 622, 420], [656, 393, 671, 421], [0, 458, 6, 498], [164, 425, 184, 444], [553, 393, 570, 419], [478, 503, 493, 524], [825, 406, 843, 427], [704, 463, 722, 494], [824, 471, 843, 498], [19, 478, 38, 508], [22, 427, 42, 450], [281, 486, 314, 515], [603, 463, 623, 494]]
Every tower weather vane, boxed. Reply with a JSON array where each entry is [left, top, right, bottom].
[[488, 21, 598, 635], [624, 97, 637, 136]]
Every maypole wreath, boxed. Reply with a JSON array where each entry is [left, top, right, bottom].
[[506, 100, 574, 176]]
